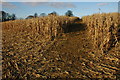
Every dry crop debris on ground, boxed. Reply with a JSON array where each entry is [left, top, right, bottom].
[[1, 14, 120, 79]]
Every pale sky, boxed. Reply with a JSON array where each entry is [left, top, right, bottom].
[[1, 0, 120, 2]]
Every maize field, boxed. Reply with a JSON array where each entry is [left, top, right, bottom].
[[1, 13, 120, 79], [82, 13, 120, 54]]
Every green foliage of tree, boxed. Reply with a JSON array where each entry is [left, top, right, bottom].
[[11, 14, 16, 20], [34, 13, 38, 18], [48, 11, 58, 16], [0, 11, 16, 22], [65, 10, 74, 17], [40, 13, 46, 17]]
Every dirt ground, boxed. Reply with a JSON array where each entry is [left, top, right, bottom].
[[2, 21, 120, 79]]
